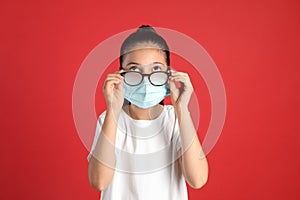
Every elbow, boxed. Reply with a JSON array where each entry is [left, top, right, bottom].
[[189, 175, 208, 189], [190, 162, 209, 189], [88, 172, 110, 191], [89, 180, 109, 191], [88, 162, 110, 191], [191, 179, 208, 189]]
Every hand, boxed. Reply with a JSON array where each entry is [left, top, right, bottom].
[[168, 70, 194, 110], [103, 70, 124, 112]]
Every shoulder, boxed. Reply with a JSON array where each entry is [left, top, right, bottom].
[[160, 105, 178, 126], [96, 110, 107, 124], [164, 105, 175, 112], [163, 105, 176, 117]]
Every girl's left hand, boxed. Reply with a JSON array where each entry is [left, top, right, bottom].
[[168, 70, 194, 109]]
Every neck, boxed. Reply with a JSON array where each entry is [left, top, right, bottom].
[[127, 104, 163, 120]]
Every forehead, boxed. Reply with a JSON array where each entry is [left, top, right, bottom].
[[122, 47, 166, 66]]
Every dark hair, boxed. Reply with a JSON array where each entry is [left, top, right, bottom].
[[119, 25, 170, 68]]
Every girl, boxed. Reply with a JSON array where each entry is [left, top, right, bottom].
[[87, 25, 208, 200]]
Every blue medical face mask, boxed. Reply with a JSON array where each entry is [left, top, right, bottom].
[[123, 80, 170, 109]]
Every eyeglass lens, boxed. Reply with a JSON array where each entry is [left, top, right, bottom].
[[123, 71, 169, 86]]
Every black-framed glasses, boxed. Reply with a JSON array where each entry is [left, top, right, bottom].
[[121, 70, 171, 86]]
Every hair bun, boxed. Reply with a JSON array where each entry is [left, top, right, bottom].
[[136, 25, 157, 33]]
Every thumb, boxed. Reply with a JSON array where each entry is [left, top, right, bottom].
[[168, 79, 179, 98], [168, 79, 176, 91]]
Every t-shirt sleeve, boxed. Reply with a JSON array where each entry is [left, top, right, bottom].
[[87, 111, 106, 162]]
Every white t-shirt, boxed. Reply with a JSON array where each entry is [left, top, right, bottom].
[[87, 105, 188, 200]]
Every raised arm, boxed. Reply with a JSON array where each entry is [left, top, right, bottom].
[[169, 70, 209, 189], [88, 71, 124, 191]]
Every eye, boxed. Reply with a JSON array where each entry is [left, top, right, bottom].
[[153, 65, 162, 72], [129, 66, 140, 72]]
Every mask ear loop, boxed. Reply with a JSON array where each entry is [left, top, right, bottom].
[[166, 66, 172, 89], [119, 67, 132, 107]]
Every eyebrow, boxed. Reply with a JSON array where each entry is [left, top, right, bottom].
[[126, 62, 165, 67], [126, 62, 140, 67]]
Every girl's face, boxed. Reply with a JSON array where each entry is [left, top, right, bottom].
[[122, 46, 168, 74]]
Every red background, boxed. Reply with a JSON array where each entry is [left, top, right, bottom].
[[1, 0, 300, 199]]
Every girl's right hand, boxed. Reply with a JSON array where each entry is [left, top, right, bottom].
[[103, 70, 124, 112]]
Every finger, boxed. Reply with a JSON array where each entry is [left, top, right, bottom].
[[170, 76, 189, 83], [113, 69, 125, 74], [170, 71, 189, 78], [170, 73, 191, 83], [168, 79, 180, 97], [105, 75, 124, 81], [170, 69, 177, 74], [105, 77, 123, 81], [115, 80, 123, 90], [170, 70, 189, 77], [168, 79, 177, 91], [104, 80, 123, 88], [107, 73, 123, 78], [169, 76, 193, 92], [104, 79, 123, 89]]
